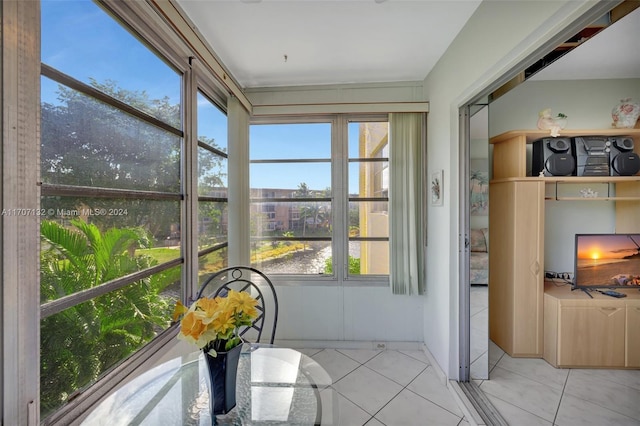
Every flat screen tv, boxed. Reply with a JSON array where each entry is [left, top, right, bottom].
[[574, 233, 640, 289]]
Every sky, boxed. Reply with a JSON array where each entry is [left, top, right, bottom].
[[41, 0, 366, 193], [576, 234, 640, 260]]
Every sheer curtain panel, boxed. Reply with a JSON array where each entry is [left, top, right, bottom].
[[389, 113, 425, 295]]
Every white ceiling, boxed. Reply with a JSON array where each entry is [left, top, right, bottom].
[[531, 6, 640, 81], [176, 0, 482, 88], [469, 8, 640, 143]]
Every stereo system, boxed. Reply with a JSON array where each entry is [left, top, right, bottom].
[[532, 135, 640, 177]]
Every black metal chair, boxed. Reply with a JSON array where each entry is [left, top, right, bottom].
[[196, 266, 278, 344]]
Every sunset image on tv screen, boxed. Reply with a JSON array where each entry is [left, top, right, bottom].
[[574, 234, 640, 288]]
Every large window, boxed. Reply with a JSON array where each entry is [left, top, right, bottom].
[[348, 121, 390, 275], [197, 91, 229, 279], [249, 117, 389, 278], [250, 122, 332, 275], [39, 1, 210, 418]]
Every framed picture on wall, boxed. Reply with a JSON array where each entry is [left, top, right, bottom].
[[470, 159, 489, 215], [431, 170, 443, 206]]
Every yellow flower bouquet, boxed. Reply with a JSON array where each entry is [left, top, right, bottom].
[[173, 289, 258, 357]]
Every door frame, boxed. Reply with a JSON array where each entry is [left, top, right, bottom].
[[457, 0, 620, 383]]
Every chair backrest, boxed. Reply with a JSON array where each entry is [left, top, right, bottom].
[[196, 266, 278, 344]]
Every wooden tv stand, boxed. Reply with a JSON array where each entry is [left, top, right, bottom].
[[543, 281, 640, 368], [488, 129, 640, 361]]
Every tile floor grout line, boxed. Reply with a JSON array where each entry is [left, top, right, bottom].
[[552, 368, 571, 426], [482, 365, 564, 423], [327, 361, 391, 425], [477, 390, 555, 426], [561, 370, 640, 422], [489, 364, 560, 391], [397, 349, 433, 365], [469, 350, 486, 366], [348, 353, 457, 424], [488, 351, 505, 375], [404, 383, 466, 420], [491, 361, 568, 392], [402, 364, 469, 419], [334, 359, 459, 426], [335, 347, 383, 365], [369, 364, 465, 425], [365, 374, 422, 425]]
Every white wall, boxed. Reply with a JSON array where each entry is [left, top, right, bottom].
[[247, 81, 426, 105], [245, 82, 427, 345], [274, 285, 424, 343], [421, 0, 601, 379], [489, 78, 640, 274], [490, 79, 640, 134], [245, 0, 608, 378]]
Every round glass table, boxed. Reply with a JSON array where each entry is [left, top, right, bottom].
[[81, 344, 336, 425]]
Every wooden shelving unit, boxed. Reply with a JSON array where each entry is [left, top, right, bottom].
[[543, 282, 640, 368], [490, 128, 640, 181], [488, 129, 640, 360]]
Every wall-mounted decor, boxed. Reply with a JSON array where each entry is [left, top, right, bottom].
[[470, 159, 489, 215], [431, 170, 443, 206]]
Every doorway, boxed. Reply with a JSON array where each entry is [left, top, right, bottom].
[[458, 2, 637, 421]]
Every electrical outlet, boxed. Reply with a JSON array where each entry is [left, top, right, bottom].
[[374, 342, 386, 350]]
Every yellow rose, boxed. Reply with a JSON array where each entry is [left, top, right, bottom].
[[179, 311, 207, 343], [195, 297, 220, 324], [172, 300, 188, 322]]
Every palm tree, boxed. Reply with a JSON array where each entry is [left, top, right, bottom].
[[294, 182, 313, 236], [40, 219, 178, 414]]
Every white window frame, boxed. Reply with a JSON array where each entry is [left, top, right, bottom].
[[35, 1, 233, 424], [249, 114, 390, 287]]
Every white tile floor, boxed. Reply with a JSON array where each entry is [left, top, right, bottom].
[[471, 285, 640, 426], [297, 285, 640, 425], [475, 341, 640, 426], [299, 347, 469, 426]]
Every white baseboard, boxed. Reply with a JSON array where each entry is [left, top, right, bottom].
[[274, 339, 424, 351]]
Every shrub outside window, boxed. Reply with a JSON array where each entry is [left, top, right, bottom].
[[40, 1, 189, 417]]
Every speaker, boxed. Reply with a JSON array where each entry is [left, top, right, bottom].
[[573, 136, 610, 176], [609, 136, 640, 176], [532, 137, 575, 176]]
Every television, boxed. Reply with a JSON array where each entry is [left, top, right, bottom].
[[573, 233, 640, 289]]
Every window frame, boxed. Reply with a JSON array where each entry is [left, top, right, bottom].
[[194, 83, 231, 285], [248, 114, 390, 287], [38, 1, 232, 423], [345, 115, 390, 279], [39, 63, 184, 319]]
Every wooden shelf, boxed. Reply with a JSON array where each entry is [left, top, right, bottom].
[[492, 176, 640, 184], [490, 128, 640, 367], [490, 128, 640, 145], [489, 129, 640, 181], [549, 197, 640, 201]]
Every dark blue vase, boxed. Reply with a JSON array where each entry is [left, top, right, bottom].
[[203, 343, 242, 415]]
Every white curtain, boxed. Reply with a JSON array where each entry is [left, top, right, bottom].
[[389, 113, 426, 295]]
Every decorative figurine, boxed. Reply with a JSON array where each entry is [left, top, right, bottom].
[[611, 98, 640, 129], [537, 108, 567, 137]]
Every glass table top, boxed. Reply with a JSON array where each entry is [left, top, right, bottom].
[[81, 344, 336, 425]]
